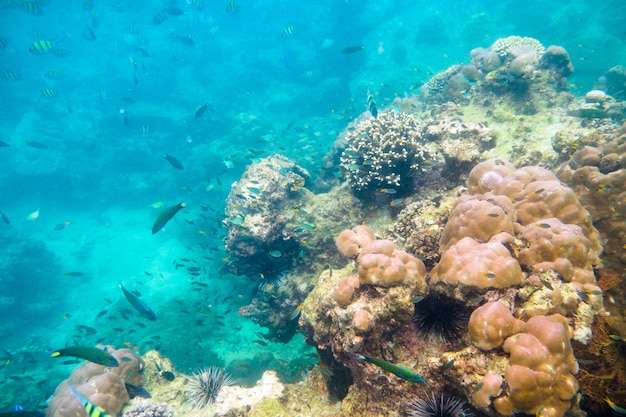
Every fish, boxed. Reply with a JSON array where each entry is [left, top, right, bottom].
[[29, 40, 55, 55], [1, 70, 20, 81], [289, 303, 303, 320], [367, 89, 377, 118], [164, 6, 185, 16], [68, 382, 114, 417], [379, 188, 397, 194], [268, 250, 282, 258], [26, 208, 40, 221], [54, 221, 71, 231], [138, 125, 153, 134], [25, 141, 48, 150], [125, 382, 151, 399], [352, 353, 426, 384], [21, 1, 44, 15], [51, 346, 119, 367], [0, 210, 9, 224], [566, 108, 609, 118], [119, 282, 157, 321], [341, 45, 364, 54], [164, 154, 184, 170], [225, 1, 239, 14], [149, 201, 164, 209], [0, 140, 10, 147], [152, 10, 168, 25], [194, 103, 208, 119], [282, 26, 295, 37], [63, 271, 84, 277], [41, 88, 57, 98], [605, 397, 626, 415], [152, 202, 186, 234]]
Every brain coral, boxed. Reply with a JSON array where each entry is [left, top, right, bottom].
[[339, 112, 435, 196]]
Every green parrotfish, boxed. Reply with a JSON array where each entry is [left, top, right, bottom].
[[152, 202, 186, 234], [353, 353, 426, 384], [51, 346, 119, 367]]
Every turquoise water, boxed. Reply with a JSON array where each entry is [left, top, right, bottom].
[[0, 0, 624, 410]]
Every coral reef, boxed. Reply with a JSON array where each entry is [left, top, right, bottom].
[[338, 112, 436, 198], [122, 402, 174, 417], [46, 346, 144, 417]]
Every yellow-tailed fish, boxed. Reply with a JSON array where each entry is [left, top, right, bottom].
[[353, 353, 426, 384], [54, 221, 70, 231], [119, 282, 157, 321], [152, 202, 186, 234], [51, 346, 119, 367], [289, 303, 303, 320]]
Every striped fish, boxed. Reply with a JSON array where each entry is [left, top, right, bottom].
[[29, 39, 55, 54], [68, 383, 113, 417]]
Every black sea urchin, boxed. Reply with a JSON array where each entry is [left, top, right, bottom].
[[413, 292, 470, 343], [407, 393, 474, 417], [185, 366, 234, 409]]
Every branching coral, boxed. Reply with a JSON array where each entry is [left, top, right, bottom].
[[339, 112, 435, 197]]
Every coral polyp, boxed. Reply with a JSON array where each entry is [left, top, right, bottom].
[[413, 292, 470, 344], [407, 393, 474, 417], [185, 366, 234, 409]]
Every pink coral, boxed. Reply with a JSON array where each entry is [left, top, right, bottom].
[[357, 239, 426, 288], [333, 275, 360, 307], [336, 225, 376, 258]]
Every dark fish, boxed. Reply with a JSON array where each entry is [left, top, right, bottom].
[[252, 340, 268, 346], [0, 211, 9, 224], [341, 45, 364, 54], [160, 370, 175, 381], [96, 310, 107, 318], [0, 140, 10, 147], [125, 382, 151, 399], [164, 154, 184, 170], [119, 282, 157, 321], [194, 103, 208, 119], [25, 141, 48, 150], [51, 346, 119, 367], [63, 271, 84, 277], [76, 324, 98, 335], [367, 89, 377, 118], [566, 108, 609, 118], [60, 359, 81, 365], [152, 202, 186, 234], [121, 97, 136, 103]]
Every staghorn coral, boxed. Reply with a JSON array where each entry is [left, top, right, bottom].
[[46, 346, 144, 417], [339, 112, 435, 197]]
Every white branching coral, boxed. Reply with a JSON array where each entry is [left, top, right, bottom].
[[339, 112, 435, 195]]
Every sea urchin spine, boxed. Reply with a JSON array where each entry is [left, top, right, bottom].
[[185, 366, 234, 409]]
